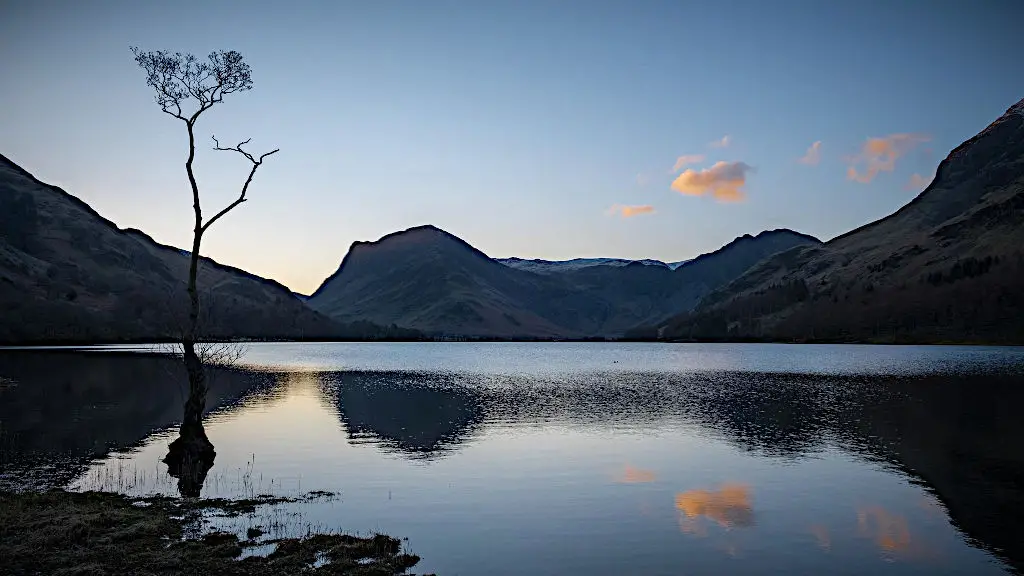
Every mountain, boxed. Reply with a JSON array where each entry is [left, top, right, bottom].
[[652, 97, 1024, 344], [0, 153, 354, 344], [496, 257, 689, 274], [307, 225, 579, 338], [670, 229, 821, 297], [307, 225, 818, 338]]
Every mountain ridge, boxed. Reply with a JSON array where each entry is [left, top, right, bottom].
[[307, 224, 818, 338], [495, 256, 690, 274], [0, 153, 424, 344], [0, 153, 306, 302], [0, 152, 820, 342], [649, 96, 1024, 344], [17, 89, 1017, 347], [309, 224, 495, 300]]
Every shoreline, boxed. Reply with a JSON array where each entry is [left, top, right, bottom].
[[0, 489, 429, 575], [2, 338, 1023, 348]]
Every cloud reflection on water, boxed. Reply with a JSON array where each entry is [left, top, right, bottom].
[[858, 506, 912, 553], [675, 482, 755, 531], [810, 524, 831, 552], [615, 465, 657, 484]]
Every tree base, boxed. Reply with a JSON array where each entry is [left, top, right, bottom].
[[164, 429, 216, 498]]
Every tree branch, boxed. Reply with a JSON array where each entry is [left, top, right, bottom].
[[160, 105, 186, 122], [201, 196, 247, 233], [203, 135, 279, 233]]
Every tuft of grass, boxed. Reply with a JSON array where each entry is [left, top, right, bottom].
[[0, 490, 428, 575]]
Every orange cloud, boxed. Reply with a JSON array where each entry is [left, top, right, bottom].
[[615, 465, 657, 483], [675, 483, 754, 529], [671, 161, 752, 202], [799, 141, 822, 165], [608, 204, 655, 218], [846, 133, 930, 183], [672, 154, 706, 172], [904, 172, 933, 191], [709, 135, 731, 148]]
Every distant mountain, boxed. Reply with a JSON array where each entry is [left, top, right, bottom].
[[651, 97, 1024, 344], [0, 149, 815, 343], [670, 229, 821, 296], [0, 153, 406, 344], [307, 225, 818, 338], [307, 225, 578, 338], [496, 257, 689, 274]]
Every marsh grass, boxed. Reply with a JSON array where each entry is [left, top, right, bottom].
[[3, 448, 430, 574], [72, 451, 292, 499], [0, 490, 428, 575]]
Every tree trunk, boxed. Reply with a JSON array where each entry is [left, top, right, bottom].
[[180, 212, 207, 444], [164, 338, 216, 497], [163, 123, 216, 497]]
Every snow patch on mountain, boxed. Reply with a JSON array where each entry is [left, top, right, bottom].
[[496, 257, 687, 274]]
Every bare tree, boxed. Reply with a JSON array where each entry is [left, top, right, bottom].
[[131, 47, 277, 490]]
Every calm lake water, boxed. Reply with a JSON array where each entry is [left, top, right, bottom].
[[2, 343, 1024, 575]]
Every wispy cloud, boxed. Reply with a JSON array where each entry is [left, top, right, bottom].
[[904, 172, 933, 192], [671, 161, 753, 202], [608, 204, 656, 218], [635, 172, 650, 187], [798, 141, 822, 165], [672, 154, 706, 172], [709, 135, 731, 148], [846, 133, 930, 183]]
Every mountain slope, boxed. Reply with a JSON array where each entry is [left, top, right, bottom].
[[655, 98, 1024, 343], [308, 225, 576, 338], [0, 153, 343, 343], [308, 225, 818, 338], [672, 229, 821, 295]]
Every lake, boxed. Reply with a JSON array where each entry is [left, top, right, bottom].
[[2, 343, 1023, 575]]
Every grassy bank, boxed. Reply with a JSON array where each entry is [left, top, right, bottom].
[[0, 490, 428, 575]]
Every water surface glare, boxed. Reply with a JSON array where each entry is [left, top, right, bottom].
[[2, 343, 1023, 575]]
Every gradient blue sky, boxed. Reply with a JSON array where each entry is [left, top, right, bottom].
[[2, 1, 1022, 294]]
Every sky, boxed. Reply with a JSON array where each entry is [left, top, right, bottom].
[[2, 1, 1022, 295]]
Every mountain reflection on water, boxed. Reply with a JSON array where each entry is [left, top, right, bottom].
[[329, 368, 1024, 572], [329, 372, 485, 459], [1, 345, 1022, 574]]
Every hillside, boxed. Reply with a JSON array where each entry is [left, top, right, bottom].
[[307, 225, 817, 338], [0, 151, 825, 343], [654, 97, 1024, 343], [0, 153, 346, 344], [308, 225, 576, 338]]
